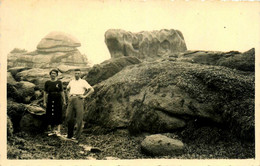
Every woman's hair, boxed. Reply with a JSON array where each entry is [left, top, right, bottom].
[[49, 69, 59, 76]]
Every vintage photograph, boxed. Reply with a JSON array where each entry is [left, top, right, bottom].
[[0, 0, 259, 165]]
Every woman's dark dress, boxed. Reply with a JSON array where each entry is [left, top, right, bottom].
[[44, 80, 63, 126]]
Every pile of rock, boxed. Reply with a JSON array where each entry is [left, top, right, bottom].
[[8, 31, 90, 69], [7, 32, 91, 134]]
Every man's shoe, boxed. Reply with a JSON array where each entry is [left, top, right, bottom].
[[69, 137, 78, 143], [54, 130, 61, 136], [48, 132, 55, 136]]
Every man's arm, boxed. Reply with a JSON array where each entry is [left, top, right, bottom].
[[66, 81, 71, 98], [82, 86, 94, 99], [61, 91, 66, 105]]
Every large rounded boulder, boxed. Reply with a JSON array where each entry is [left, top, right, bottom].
[[84, 59, 254, 140]]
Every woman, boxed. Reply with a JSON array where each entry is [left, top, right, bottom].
[[43, 69, 66, 136]]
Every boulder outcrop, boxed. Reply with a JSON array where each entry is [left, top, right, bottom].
[[19, 113, 46, 133], [85, 56, 141, 85], [84, 59, 254, 140], [8, 67, 32, 79], [105, 29, 187, 61], [177, 48, 255, 72], [7, 116, 14, 137], [7, 72, 17, 85], [7, 100, 47, 133], [7, 101, 27, 132]]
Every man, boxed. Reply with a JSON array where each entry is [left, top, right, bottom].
[[66, 69, 94, 140]]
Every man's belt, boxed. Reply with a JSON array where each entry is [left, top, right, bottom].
[[70, 94, 81, 97]]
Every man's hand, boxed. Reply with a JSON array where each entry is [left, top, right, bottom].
[[79, 94, 86, 99], [63, 100, 67, 105], [43, 102, 47, 108]]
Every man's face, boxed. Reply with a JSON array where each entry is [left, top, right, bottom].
[[74, 71, 81, 80]]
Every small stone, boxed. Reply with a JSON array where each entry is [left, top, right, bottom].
[[141, 134, 184, 156]]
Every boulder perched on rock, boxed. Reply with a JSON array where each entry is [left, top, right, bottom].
[[7, 32, 90, 68], [15, 81, 36, 103], [177, 48, 255, 72], [105, 29, 187, 61], [7, 83, 19, 101], [37, 31, 81, 52], [15, 68, 51, 89], [84, 59, 254, 140], [57, 64, 90, 73], [7, 101, 46, 133], [7, 116, 14, 137], [8, 50, 89, 69], [20, 113, 46, 133], [25, 104, 46, 115], [14, 67, 80, 89], [7, 81, 36, 103], [7, 101, 27, 132], [85, 56, 141, 85], [7, 82, 42, 103], [8, 67, 32, 79], [141, 134, 184, 156], [7, 72, 17, 85]]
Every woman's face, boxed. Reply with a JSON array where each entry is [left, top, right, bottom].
[[50, 71, 57, 80]]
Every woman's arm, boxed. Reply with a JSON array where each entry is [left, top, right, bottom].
[[43, 91, 48, 107]]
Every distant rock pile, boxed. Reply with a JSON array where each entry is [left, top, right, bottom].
[[105, 29, 187, 61], [37, 31, 81, 53], [8, 31, 90, 69]]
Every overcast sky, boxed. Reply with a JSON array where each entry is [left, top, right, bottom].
[[0, 0, 259, 64]]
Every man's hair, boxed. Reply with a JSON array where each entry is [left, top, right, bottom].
[[49, 69, 59, 76], [74, 69, 81, 72]]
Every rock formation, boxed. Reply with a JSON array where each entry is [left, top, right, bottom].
[[84, 58, 254, 140], [8, 31, 90, 69], [177, 48, 255, 72], [7, 72, 17, 85], [36, 31, 81, 52], [105, 29, 187, 61], [7, 32, 91, 133], [19, 113, 46, 133], [6, 29, 255, 146], [7, 116, 14, 137], [7, 101, 27, 132], [85, 56, 141, 85]]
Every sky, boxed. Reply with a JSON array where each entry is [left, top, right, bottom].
[[0, 0, 260, 65]]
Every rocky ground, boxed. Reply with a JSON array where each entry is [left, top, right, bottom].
[[7, 126, 254, 160]]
